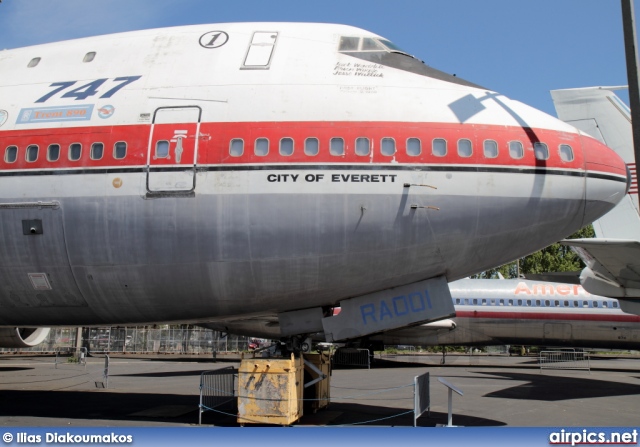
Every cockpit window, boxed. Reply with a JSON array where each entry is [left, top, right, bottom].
[[339, 36, 408, 54], [362, 38, 385, 51], [339, 36, 360, 52], [338, 36, 413, 57], [337, 35, 483, 89], [378, 39, 409, 54]]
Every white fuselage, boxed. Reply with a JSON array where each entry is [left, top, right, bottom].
[[0, 23, 628, 329]]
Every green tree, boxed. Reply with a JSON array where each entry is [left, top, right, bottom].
[[472, 225, 594, 279]]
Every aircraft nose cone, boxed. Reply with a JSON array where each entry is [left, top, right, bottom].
[[582, 136, 630, 226]]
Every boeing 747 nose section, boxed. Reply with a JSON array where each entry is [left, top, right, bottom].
[[581, 134, 630, 226], [0, 23, 630, 341]]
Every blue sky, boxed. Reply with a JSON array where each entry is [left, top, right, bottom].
[[0, 0, 635, 116]]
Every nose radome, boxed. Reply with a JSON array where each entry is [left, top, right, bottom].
[[582, 135, 630, 226]]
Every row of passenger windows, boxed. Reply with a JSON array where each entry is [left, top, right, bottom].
[[4, 142, 127, 163], [455, 298, 619, 308], [227, 137, 575, 162], [4, 137, 577, 164]]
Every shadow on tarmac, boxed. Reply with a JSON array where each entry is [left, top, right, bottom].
[[198, 402, 507, 427], [112, 370, 218, 378], [479, 371, 640, 401], [0, 390, 199, 425], [0, 367, 33, 373], [0, 386, 506, 427]]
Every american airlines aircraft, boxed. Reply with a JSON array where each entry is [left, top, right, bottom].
[[374, 279, 640, 349], [0, 23, 628, 349]]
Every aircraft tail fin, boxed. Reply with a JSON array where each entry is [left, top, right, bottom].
[[552, 86, 640, 237], [551, 86, 633, 163]]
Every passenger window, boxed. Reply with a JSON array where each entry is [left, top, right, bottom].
[[554, 300, 559, 307], [355, 137, 370, 156], [255, 138, 269, 156], [229, 139, 244, 157], [381, 138, 395, 156], [457, 139, 472, 157], [407, 138, 421, 156], [603, 301, 608, 308], [534, 142, 549, 160], [305, 138, 319, 156], [114, 141, 127, 159], [26, 145, 38, 162], [582, 301, 588, 308], [499, 299, 504, 306], [91, 142, 104, 160], [330, 138, 344, 156], [613, 301, 619, 308], [155, 141, 169, 158], [47, 144, 60, 162], [559, 144, 574, 162], [536, 300, 541, 306], [564, 301, 569, 307], [482, 299, 487, 305], [279, 138, 294, 156], [5, 146, 17, 163], [545, 300, 550, 306], [432, 138, 447, 157], [593, 301, 599, 308], [509, 141, 524, 159], [472, 299, 478, 305], [69, 143, 82, 161], [573, 301, 578, 307], [517, 300, 523, 306], [526, 300, 532, 306], [483, 140, 498, 158]]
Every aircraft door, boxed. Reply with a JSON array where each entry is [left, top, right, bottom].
[[147, 106, 201, 194]]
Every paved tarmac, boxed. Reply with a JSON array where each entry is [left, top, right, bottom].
[[0, 352, 638, 427]]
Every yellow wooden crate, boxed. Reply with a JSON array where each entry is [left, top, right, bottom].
[[237, 354, 304, 425], [303, 352, 331, 413]]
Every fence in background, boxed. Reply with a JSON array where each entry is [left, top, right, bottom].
[[539, 349, 590, 372], [0, 327, 253, 354], [332, 348, 371, 369]]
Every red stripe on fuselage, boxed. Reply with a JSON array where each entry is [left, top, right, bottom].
[[456, 310, 640, 323], [0, 121, 623, 176]]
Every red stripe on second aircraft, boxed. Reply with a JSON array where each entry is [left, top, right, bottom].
[[456, 310, 640, 323]]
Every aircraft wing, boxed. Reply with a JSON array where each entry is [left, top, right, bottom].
[[560, 238, 640, 293]]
